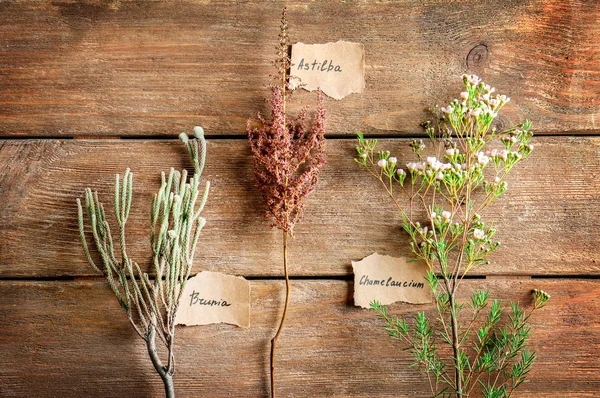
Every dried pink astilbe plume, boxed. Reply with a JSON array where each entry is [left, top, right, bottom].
[[246, 8, 327, 398], [247, 86, 326, 234]]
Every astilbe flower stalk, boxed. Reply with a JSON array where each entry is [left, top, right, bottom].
[[76, 127, 210, 398], [247, 9, 326, 398], [354, 75, 550, 398]]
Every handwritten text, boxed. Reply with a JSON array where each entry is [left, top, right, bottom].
[[297, 58, 342, 72], [359, 274, 425, 289], [189, 290, 232, 307]]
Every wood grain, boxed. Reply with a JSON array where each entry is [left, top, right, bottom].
[[1, 0, 600, 137], [2, 1, 598, 396], [0, 279, 598, 397], [1, 137, 599, 278]]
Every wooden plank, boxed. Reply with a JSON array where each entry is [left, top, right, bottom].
[[0, 279, 598, 397], [1, 137, 599, 278], [1, 1, 599, 137]]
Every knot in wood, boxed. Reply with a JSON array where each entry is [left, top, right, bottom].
[[466, 44, 489, 70]]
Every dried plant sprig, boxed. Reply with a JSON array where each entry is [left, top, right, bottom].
[[355, 75, 549, 398], [76, 127, 210, 398], [247, 8, 326, 398], [249, 86, 326, 234]]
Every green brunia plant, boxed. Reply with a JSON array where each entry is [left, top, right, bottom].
[[354, 75, 550, 398], [76, 127, 210, 398]]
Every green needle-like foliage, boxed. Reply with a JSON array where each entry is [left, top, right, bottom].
[[76, 127, 210, 398], [356, 76, 551, 397]]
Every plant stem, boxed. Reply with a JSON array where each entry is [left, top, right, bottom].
[[146, 324, 175, 398], [449, 292, 463, 397], [159, 372, 175, 398], [270, 230, 290, 398]]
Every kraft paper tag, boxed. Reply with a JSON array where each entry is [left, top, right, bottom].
[[352, 253, 431, 309], [175, 271, 250, 328], [290, 41, 365, 100]]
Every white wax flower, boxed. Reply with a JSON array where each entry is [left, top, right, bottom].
[[470, 108, 482, 118], [473, 228, 486, 240], [489, 99, 500, 108], [477, 152, 490, 165]]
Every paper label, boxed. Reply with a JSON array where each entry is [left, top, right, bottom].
[[352, 253, 431, 309], [290, 41, 365, 100], [175, 271, 250, 328]]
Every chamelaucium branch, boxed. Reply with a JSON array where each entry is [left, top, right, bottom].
[[247, 8, 327, 398], [77, 127, 210, 398], [355, 75, 550, 398]]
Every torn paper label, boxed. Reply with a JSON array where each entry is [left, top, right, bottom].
[[290, 41, 365, 100], [175, 271, 250, 328], [352, 253, 431, 309]]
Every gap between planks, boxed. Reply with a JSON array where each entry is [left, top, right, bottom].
[[2, 275, 598, 283], [3, 131, 600, 140]]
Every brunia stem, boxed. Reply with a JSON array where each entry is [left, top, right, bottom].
[[270, 230, 290, 398], [160, 372, 175, 398], [146, 321, 175, 398]]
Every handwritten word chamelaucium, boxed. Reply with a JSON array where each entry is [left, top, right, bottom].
[[297, 58, 342, 72], [359, 275, 425, 289], [189, 290, 232, 307]]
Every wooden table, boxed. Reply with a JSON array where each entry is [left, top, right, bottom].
[[1, 1, 599, 396]]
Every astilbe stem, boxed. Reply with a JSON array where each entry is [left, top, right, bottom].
[[76, 127, 210, 398], [269, 230, 290, 397], [247, 8, 327, 398], [357, 75, 549, 398]]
